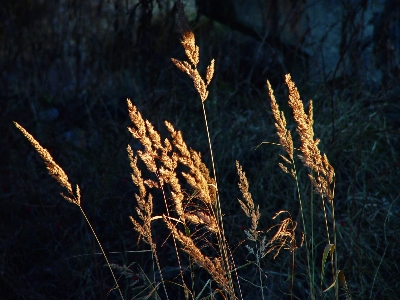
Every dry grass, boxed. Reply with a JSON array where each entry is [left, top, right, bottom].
[[13, 121, 124, 299], [9, 1, 400, 299], [13, 11, 340, 300]]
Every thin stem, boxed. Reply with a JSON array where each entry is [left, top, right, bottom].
[[79, 207, 124, 300], [310, 171, 315, 299], [201, 102, 220, 232], [156, 186, 174, 300], [291, 250, 295, 300], [331, 199, 338, 299], [293, 164, 315, 300], [150, 244, 164, 300], [332, 178, 338, 300], [201, 102, 237, 299], [256, 243, 265, 300]]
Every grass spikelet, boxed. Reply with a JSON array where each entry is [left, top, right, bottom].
[[165, 121, 217, 212], [13, 121, 79, 205], [266, 74, 341, 299], [163, 216, 233, 296], [171, 1, 214, 103], [14, 121, 123, 299], [171, 3, 236, 296], [127, 100, 219, 231], [285, 74, 335, 202], [127, 96, 235, 296], [236, 161, 260, 242], [127, 145, 154, 247], [266, 80, 294, 162]]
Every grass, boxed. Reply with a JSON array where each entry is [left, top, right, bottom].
[[8, 1, 400, 299], [12, 2, 343, 299]]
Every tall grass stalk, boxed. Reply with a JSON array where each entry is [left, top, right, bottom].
[[265, 75, 343, 299], [13, 122, 125, 300], [170, 1, 238, 297]]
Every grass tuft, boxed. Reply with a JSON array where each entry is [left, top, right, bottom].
[[13, 1, 399, 299]]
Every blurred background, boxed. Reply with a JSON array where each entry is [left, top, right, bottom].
[[1, 0, 399, 299]]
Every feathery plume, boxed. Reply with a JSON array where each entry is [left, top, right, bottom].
[[267, 80, 294, 161], [127, 145, 154, 246], [236, 161, 260, 241], [14, 122, 80, 206], [171, 1, 214, 102], [284, 74, 335, 201], [164, 216, 232, 295]]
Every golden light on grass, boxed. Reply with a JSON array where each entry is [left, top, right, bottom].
[[127, 98, 219, 234], [13, 121, 123, 299], [171, 0, 214, 103], [266, 75, 342, 299], [170, 3, 235, 296], [12, 2, 350, 298], [236, 161, 260, 242], [13, 121, 80, 206], [266, 80, 294, 162], [266, 211, 301, 259], [284, 74, 335, 202], [126, 97, 235, 296], [163, 216, 233, 296]]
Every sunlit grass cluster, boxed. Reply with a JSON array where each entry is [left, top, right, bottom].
[[14, 2, 357, 299]]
